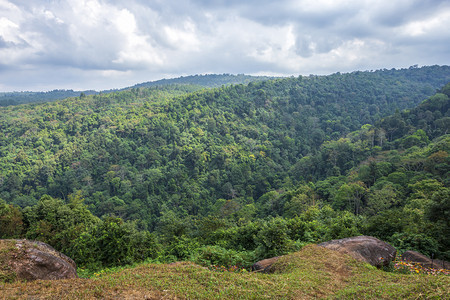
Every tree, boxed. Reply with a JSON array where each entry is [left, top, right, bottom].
[[333, 182, 367, 215], [365, 184, 399, 216], [0, 199, 23, 238], [283, 193, 309, 218], [426, 188, 450, 257], [23, 194, 99, 251], [325, 211, 361, 241], [255, 217, 295, 258]]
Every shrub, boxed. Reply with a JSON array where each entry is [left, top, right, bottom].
[[192, 245, 255, 269]]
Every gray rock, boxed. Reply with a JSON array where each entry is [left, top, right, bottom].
[[251, 256, 280, 273], [318, 236, 396, 267], [4, 239, 78, 281]]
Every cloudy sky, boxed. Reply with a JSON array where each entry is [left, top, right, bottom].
[[1, 0, 449, 91]]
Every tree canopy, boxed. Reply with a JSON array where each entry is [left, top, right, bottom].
[[0, 66, 448, 270]]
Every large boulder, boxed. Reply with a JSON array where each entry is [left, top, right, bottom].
[[402, 250, 450, 269], [318, 236, 396, 267], [0, 239, 78, 282], [251, 256, 281, 273]]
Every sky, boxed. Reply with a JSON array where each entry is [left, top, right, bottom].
[[1, 0, 449, 92]]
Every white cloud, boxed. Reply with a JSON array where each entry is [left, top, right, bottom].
[[163, 20, 200, 51], [62, 0, 163, 69], [399, 9, 450, 38], [0, 16, 19, 43]]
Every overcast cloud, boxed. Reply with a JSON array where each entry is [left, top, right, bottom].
[[0, 0, 449, 91]]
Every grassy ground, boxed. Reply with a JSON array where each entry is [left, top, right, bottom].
[[0, 240, 18, 283], [1, 245, 448, 299]]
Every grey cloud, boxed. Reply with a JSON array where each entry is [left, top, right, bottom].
[[369, 0, 450, 27], [0, 36, 12, 48], [0, 0, 449, 91], [295, 35, 344, 58]]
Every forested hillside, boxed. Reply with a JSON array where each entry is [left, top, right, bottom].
[[130, 73, 276, 89], [0, 66, 449, 271], [0, 90, 97, 107]]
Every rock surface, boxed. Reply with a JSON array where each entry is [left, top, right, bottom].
[[1, 239, 78, 281], [318, 236, 396, 267], [251, 256, 281, 273], [402, 250, 450, 269]]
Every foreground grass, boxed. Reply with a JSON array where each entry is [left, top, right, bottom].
[[0, 240, 18, 283], [334, 262, 449, 299], [1, 245, 448, 299]]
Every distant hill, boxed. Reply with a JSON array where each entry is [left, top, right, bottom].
[[0, 90, 97, 107], [0, 74, 275, 106], [129, 73, 277, 89], [2, 66, 449, 106]]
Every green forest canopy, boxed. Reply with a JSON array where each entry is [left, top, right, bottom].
[[0, 65, 449, 270]]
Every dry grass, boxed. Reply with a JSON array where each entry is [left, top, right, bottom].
[[1, 244, 448, 299]]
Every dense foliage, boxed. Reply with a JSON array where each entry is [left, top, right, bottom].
[[0, 66, 449, 270], [0, 90, 97, 107]]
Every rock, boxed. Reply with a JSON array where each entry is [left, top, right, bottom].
[[251, 256, 280, 273], [402, 250, 450, 269], [318, 236, 396, 267], [1, 239, 78, 281]]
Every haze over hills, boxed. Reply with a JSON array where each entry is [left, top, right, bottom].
[[2, 66, 449, 106], [0, 74, 276, 107], [0, 66, 449, 290], [0, 89, 97, 107]]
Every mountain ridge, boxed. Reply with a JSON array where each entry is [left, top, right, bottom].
[[2, 65, 449, 106], [0, 74, 277, 106]]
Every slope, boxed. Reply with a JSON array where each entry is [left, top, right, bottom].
[[0, 66, 449, 225], [0, 70, 449, 273], [1, 245, 448, 299]]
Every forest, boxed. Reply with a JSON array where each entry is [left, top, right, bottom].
[[0, 65, 449, 271], [131, 73, 275, 89]]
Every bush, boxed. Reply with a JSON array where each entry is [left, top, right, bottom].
[[255, 217, 296, 259], [69, 216, 160, 268], [389, 232, 439, 258], [162, 235, 200, 262], [192, 245, 255, 269]]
